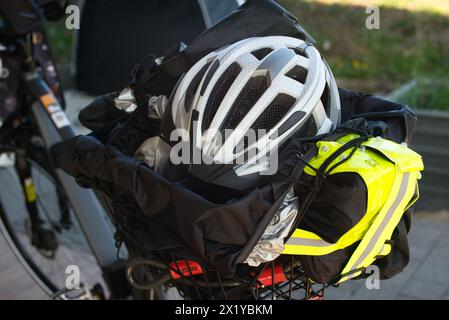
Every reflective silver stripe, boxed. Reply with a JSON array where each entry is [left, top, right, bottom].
[[346, 172, 411, 278], [286, 237, 333, 247]]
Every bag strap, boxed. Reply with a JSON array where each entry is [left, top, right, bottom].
[[235, 145, 317, 264]]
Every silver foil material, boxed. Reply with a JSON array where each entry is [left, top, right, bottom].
[[114, 87, 138, 113], [245, 188, 299, 266], [114, 87, 167, 119], [147, 95, 167, 119], [134, 136, 171, 175], [127, 92, 170, 175]]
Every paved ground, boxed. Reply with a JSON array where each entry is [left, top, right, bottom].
[[0, 231, 48, 300], [1, 91, 449, 300], [325, 213, 449, 300]]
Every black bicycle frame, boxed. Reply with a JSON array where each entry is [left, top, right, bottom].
[[25, 71, 119, 264], [0, 0, 131, 299]]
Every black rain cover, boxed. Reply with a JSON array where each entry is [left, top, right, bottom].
[[54, 0, 418, 280]]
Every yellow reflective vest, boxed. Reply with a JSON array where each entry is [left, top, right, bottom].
[[282, 134, 424, 283]]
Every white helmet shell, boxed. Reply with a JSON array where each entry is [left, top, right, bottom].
[[164, 36, 341, 190]]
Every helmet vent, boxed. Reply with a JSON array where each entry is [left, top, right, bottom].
[[286, 65, 308, 84], [251, 48, 273, 60], [184, 61, 212, 113], [200, 60, 220, 95], [320, 82, 331, 117], [202, 62, 241, 131], [221, 72, 270, 131], [292, 47, 308, 59], [293, 115, 318, 138], [234, 94, 296, 149], [251, 93, 296, 133]]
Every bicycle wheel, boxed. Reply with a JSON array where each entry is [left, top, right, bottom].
[[0, 152, 107, 299]]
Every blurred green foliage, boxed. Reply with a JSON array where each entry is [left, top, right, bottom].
[[45, 20, 72, 65], [279, 0, 449, 110], [396, 78, 449, 111]]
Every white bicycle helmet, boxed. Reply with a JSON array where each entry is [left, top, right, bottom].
[[161, 36, 341, 190]]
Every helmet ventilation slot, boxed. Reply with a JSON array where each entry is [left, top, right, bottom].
[[221, 71, 271, 131], [320, 83, 331, 118], [251, 93, 296, 133], [293, 115, 318, 138], [185, 61, 213, 112], [201, 62, 242, 131], [251, 48, 274, 60], [286, 65, 308, 84]]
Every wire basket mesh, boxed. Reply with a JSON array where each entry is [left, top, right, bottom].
[[126, 251, 329, 300]]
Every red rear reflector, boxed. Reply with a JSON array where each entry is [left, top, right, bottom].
[[169, 260, 203, 279], [255, 264, 287, 287]]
